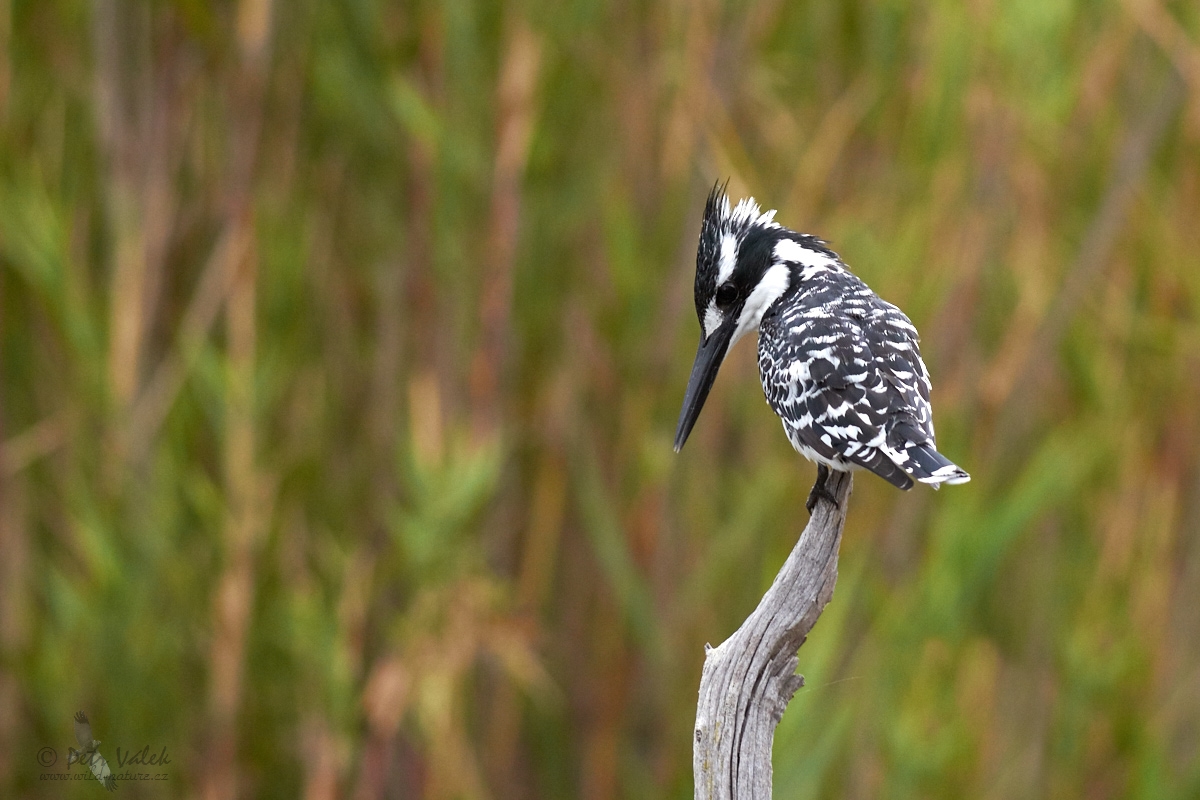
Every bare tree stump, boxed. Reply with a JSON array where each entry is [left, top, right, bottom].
[[693, 470, 852, 799]]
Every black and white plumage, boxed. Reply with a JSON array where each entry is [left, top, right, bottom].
[[674, 184, 968, 510], [68, 711, 116, 791]]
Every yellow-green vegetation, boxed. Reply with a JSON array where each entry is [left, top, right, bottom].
[[2, 1, 1198, 798]]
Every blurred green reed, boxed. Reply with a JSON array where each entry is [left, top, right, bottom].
[[1, 1, 1199, 798]]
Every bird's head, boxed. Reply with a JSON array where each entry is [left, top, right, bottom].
[[674, 183, 842, 452]]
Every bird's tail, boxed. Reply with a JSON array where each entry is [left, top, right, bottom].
[[853, 448, 915, 490], [899, 442, 970, 488]]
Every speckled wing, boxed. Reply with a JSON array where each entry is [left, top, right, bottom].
[[758, 286, 957, 489], [73, 711, 93, 750], [86, 750, 117, 791]]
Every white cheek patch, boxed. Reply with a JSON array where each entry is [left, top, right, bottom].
[[717, 233, 738, 284], [703, 302, 724, 339], [773, 238, 839, 279], [731, 263, 791, 346]]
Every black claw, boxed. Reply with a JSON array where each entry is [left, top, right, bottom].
[[805, 464, 840, 514]]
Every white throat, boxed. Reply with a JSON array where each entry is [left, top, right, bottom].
[[731, 263, 791, 346]]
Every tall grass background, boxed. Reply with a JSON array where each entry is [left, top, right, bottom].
[[1, 0, 1199, 797]]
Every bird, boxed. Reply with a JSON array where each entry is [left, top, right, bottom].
[[674, 183, 969, 511], [68, 711, 116, 791]]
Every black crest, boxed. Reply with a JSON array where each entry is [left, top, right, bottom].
[[694, 181, 783, 314]]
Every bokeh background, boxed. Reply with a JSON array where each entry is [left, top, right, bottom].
[[2, 0, 1199, 797]]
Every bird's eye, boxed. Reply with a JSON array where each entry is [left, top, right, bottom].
[[716, 283, 738, 306]]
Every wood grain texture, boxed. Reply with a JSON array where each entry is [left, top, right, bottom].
[[694, 471, 852, 800]]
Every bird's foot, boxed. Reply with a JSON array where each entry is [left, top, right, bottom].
[[805, 465, 840, 514]]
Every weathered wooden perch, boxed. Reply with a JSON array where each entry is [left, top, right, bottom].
[[693, 470, 853, 800]]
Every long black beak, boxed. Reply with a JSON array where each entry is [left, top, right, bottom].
[[674, 316, 737, 452]]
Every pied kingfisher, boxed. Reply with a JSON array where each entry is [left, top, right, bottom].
[[674, 184, 969, 512]]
